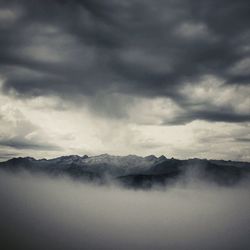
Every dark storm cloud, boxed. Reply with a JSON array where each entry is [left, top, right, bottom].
[[235, 138, 250, 143], [0, 0, 250, 123], [0, 137, 61, 151], [163, 109, 250, 125]]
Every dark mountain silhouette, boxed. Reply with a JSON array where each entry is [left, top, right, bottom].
[[0, 154, 250, 188]]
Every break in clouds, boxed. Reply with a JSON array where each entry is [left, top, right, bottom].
[[0, 170, 250, 250], [0, 0, 250, 160]]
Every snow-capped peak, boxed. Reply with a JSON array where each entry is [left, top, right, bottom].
[[81, 154, 161, 169]]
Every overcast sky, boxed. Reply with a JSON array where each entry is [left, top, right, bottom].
[[0, 0, 250, 161]]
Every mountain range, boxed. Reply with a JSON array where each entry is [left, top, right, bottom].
[[1, 154, 250, 188]]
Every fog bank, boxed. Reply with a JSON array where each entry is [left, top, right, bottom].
[[0, 171, 250, 250]]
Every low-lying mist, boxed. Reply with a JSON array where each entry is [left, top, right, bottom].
[[0, 170, 250, 250]]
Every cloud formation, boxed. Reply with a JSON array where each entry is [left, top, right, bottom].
[[0, 0, 250, 161], [0, 0, 250, 124], [0, 96, 62, 159]]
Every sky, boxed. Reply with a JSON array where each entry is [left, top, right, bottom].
[[0, 0, 250, 161]]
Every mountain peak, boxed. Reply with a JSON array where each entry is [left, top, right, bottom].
[[144, 155, 158, 161], [158, 155, 167, 161], [97, 153, 112, 158], [1, 154, 250, 189]]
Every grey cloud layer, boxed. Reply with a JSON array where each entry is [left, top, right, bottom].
[[0, 0, 250, 123], [0, 107, 61, 154]]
